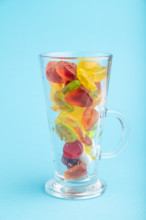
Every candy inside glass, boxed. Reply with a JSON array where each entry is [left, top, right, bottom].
[[39, 52, 129, 199]]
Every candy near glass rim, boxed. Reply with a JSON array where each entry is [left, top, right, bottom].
[[39, 51, 113, 61]]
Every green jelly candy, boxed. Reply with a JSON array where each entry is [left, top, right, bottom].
[[85, 125, 97, 139], [62, 80, 81, 95], [54, 91, 74, 112], [56, 123, 76, 142]]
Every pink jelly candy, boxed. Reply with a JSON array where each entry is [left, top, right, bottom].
[[55, 61, 77, 81], [46, 61, 65, 84], [63, 140, 83, 159], [65, 87, 93, 107], [64, 162, 87, 180]]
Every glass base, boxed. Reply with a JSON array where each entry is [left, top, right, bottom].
[[45, 179, 106, 199]]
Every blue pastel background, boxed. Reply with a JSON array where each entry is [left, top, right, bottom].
[[0, 0, 146, 219]]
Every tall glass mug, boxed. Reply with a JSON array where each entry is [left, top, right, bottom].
[[39, 52, 129, 199]]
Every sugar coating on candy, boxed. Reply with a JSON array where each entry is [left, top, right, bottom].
[[88, 66, 107, 82], [62, 80, 81, 95], [55, 61, 77, 81], [79, 152, 92, 166], [63, 140, 83, 159], [77, 68, 97, 91], [64, 162, 87, 180], [62, 155, 80, 169], [82, 134, 92, 146], [46, 62, 65, 84], [54, 91, 74, 112], [65, 87, 93, 107], [82, 107, 99, 131], [56, 123, 76, 142]]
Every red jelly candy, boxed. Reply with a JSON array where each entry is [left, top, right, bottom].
[[65, 87, 93, 107], [46, 62, 65, 84], [82, 107, 99, 131], [55, 61, 77, 81], [63, 140, 83, 159], [64, 163, 87, 180], [95, 82, 101, 95], [82, 134, 92, 146], [61, 155, 80, 169]]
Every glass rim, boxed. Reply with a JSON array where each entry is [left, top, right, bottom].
[[39, 51, 113, 60]]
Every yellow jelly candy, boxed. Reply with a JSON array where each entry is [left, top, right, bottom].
[[50, 86, 56, 102], [77, 68, 96, 91], [78, 61, 99, 70], [88, 66, 107, 82], [67, 106, 85, 125], [50, 82, 65, 91]]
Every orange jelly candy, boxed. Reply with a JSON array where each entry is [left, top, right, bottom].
[[55, 61, 77, 81], [64, 162, 87, 180], [82, 107, 99, 131], [65, 87, 93, 107]]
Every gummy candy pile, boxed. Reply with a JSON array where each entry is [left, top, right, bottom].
[[46, 60, 106, 180]]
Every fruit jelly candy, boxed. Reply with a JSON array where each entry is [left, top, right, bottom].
[[50, 86, 56, 102], [62, 80, 81, 95], [64, 162, 87, 180], [85, 125, 97, 139], [82, 134, 92, 146], [78, 61, 99, 70], [65, 87, 93, 107], [82, 107, 99, 131], [56, 113, 85, 141], [46, 61, 57, 69], [67, 106, 85, 125], [55, 61, 77, 81], [50, 82, 65, 91], [46, 62, 65, 84], [62, 155, 80, 169], [56, 123, 76, 142], [63, 140, 83, 159], [92, 94, 102, 107], [79, 152, 92, 166], [88, 66, 107, 82], [77, 68, 96, 91], [54, 91, 74, 112], [95, 82, 101, 95]]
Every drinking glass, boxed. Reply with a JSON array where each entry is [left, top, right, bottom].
[[39, 52, 129, 199]]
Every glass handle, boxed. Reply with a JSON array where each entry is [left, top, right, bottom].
[[100, 109, 130, 159]]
